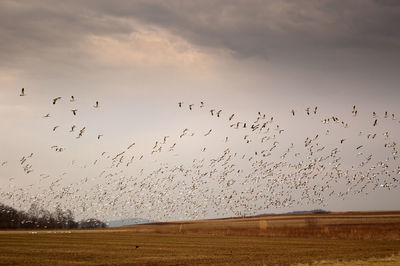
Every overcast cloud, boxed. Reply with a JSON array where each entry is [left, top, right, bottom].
[[2, 0, 400, 72]]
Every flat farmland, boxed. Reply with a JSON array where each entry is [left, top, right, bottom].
[[127, 210, 400, 239], [0, 211, 399, 265]]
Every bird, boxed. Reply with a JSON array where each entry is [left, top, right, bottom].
[[53, 126, 59, 131], [200, 101, 205, 108], [189, 104, 194, 110], [71, 109, 77, 115], [76, 127, 86, 138], [98, 134, 103, 139], [94, 101, 99, 108], [217, 110, 222, 117], [340, 139, 345, 144], [204, 129, 212, 136], [20, 88, 25, 96], [53, 97, 62, 104], [127, 143, 135, 149], [70, 125, 76, 132], [373, 119, 377, 127], [229, 114, 235, 121], [291, 109, 295, 116], [313, 106, 318, 114], [178, 102, 183, 107], [210, 109, 215, 116], [153, 141, 158, 149], [70, 96, 76, 102], [43, 114, 50, 118], [306, 107, 310, 115]]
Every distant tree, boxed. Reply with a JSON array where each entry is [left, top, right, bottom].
[[54, 207, 78, 229], [1, 202, 105, 230], [79, 218, 107, 229]]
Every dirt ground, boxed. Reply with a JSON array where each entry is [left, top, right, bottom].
[[1, 211, 400, 265]]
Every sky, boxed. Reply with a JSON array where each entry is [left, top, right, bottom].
[[0, 0, 400, 222]]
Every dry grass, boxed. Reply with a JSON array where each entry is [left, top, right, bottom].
[[1, 231, 400, 265], [125, 210, 400, 240], [0, 211, 399, 265], [302, 252, 400, 265]]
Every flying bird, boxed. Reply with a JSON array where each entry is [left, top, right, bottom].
[[204, 129, 212, 136], [94, 101, 99, 108], [53, 97, 62, 104], [127, 143, 135, 149], [20, 88, 25, 96], [76, 127, 86, 138], [70, 96, 76, 102], [71, 109, 77, 115]]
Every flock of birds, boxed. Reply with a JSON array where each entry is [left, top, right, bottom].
[[0, 88, 399, 222]]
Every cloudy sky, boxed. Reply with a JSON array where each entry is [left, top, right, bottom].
[[1, 0, 400, 221]]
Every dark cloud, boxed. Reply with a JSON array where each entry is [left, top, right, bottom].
[[0, 0, 133, 70], [79, 0, 400, 57], [1, 0, 400, 72]]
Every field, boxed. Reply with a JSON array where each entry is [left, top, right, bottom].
[[1, 211, 400, 265]]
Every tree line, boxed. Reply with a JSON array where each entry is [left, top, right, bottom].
[[0, 202, 107, 229]]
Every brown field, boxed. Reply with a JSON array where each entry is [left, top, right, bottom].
[[0, 211, 400, 265], [126, 210, 400, 240]]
